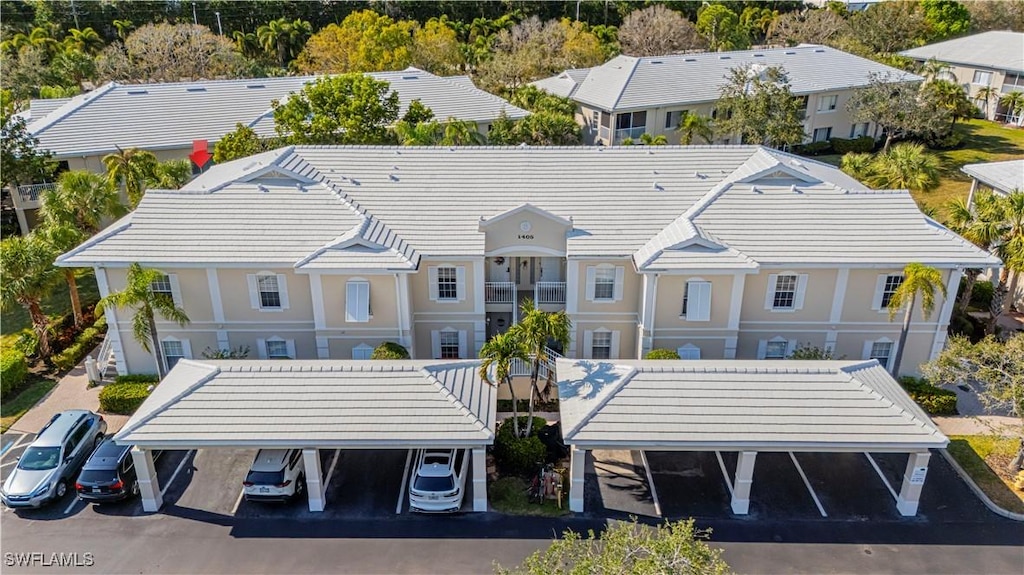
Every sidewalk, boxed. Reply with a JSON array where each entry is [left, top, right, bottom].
[[10, 363, 130, 435], [933, 415, 1023, 436]]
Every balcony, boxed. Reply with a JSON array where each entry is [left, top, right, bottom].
[[14, 182, 56, 207], [613, 126, 646, 144], [485, 282, 516, 304], [534, 282, 566, 305], [509, 346, 562, 378]]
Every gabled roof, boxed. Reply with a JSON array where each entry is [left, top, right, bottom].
[[115, 360, 496, 448], [556, 359, 948, 451], [541, 45, 919, 112], [900, 31, 1024, 73], [59, 145, 998, 269], [962, 159, 1024, 195], [529, 68, 592, 99], [28, 69, 528, 159]]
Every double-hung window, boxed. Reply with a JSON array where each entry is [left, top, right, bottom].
[[972, 70, 992, 85], [439, 331, 460, 359], [812, 127, 832, 142], [817, 94, 838, 112], [869, 340, 894, 369], [437, 267, 458, 301], [764, 340, 788, 359], [257, 274, 282, 309], [594, 268, 616, 300], [162, 340, 185, 370], [772, 274, 798, 310], [591, 332, 612, 359], [345, 280, 371, 322], [266, 339, 290, 359], [881, 274, 903, 308], [151, 274, 173, 300]]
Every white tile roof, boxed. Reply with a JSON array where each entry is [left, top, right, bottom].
[[961, 159, 1024, 195], [115, 360, 495, 448], [556, 359, 948, 451], [900, 31, 1024, 74], [58, 145, 998, 269], [529, 69, 591, 99], [27, 97, 72, 120], [28, 69, 528, 158], [539, 45, 920, 112]]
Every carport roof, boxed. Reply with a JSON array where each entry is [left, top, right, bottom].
[[115, 360, 495, 448], [556, 359, 947, 451]]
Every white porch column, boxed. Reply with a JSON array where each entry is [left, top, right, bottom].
[[130, 447, 162, 513], [725, 272, 746, 359], [95, 268, 127, 375], [471, 447, 487, 512], [731, 451, 757, 515], [930, 268, 963, 360], [315, 336, 330, 360], [896, 451, 931, 517], [569, 445, 587, 512], [638, 273, 658, 358], [396, 273, 415, 356], [565, 259, 580, 358], [302, 448, 325, 512], [966, 178, 978, 208]]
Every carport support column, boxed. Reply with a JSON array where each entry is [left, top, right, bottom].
[[472, 447, 487, 512], [303, 448, 325, 512], [569, 446, 586, 512], [731, 451, 757, 515], [130, 447, 162, 512], [896, 451, 931, 517]]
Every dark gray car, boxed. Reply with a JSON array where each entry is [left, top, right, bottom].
[[1, 410, 107, 508]]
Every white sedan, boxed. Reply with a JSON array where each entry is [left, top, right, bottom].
[[409, 449, 469, 513]]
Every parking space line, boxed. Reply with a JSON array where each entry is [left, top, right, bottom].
[[231, 488, 245, 514], [864, 453, 898, 502], [0, 435, 21, 456], [638, 450, 662, 517], [715, 451, 734, 498], [397, 449, 413, 514], [324, 449, 341, 488], [1, 434, 31, 462], [1, 459, 18, 469], [789, 452, 827, 517], [162, 450, 195, 495], [63, 494, 82, 515]]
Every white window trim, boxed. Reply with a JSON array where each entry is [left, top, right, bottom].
[[247, 271, 289, 312], [431, 327, 466, 359], [817, 94, 838, 113], [757, 336, 797, 359], [872, 273, 904, 313], [682, 278, 712, 322], [863, 337, 896, 371], [764, 272, 808, 313], [812, 127, 833, 142], [160, 336, 191, 371], [586, 264, 624, 303], [257, 336, 295, 359], [583, 328, 620, 360], [345, 278, 371, 323], [428, 265, 466, 303], [352, 343, 374, 360], [677, 343, 701, 360], [151, 273, 183, 308]]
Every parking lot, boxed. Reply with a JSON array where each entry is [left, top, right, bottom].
[[588, 449, 993, 522]]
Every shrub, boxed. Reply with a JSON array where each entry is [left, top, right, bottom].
[[114, 373, 160, 385], [202, 345, 250, 359], [644, 348, 680, 359], [898, 376, 958, 416], [494, 416, 549, 477], [14, 332, 39, 358], [830, 136, 875, 154], [371, 341, 410, 360], [1, 350, 29, 398], [99, 382, 154, 414], [51, 324, 105, 372], [969, 280, 994, 311], [793, 140, 833, 156]]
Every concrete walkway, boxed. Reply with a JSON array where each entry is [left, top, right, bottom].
[[933, 415, 1023, 436], [10, 363, 130, 435]]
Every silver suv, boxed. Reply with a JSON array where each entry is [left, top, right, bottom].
[[1, 410, 107, 508]]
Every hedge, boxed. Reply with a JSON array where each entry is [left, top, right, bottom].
[[793, 140, 833, 156], [494, 416, 549, 477], [898, 376, 958, 416], [51, 314, 109, 372], [114, 373, 160, 385], [371, 341, 410, 360], [99, 382, 154, 414], [829, 136, 875, 154], [970, 280, 994, 311], [1, 350, 29, 398], [644, 348, 681, 359]]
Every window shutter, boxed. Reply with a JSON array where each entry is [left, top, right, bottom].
[[285, 339, 296, 359], [181, 339, 193, 360], [610, 331, 620, 358], [456, 266, 466, 302], [756, 339, 767, 359], [764, 274, 779, 309], [585, 267, 596, 301], [613, 267, 625, 301], [168, 274, 183, 307], [247, 274, 260, 309], [276, 274, 290, 309], [428, 267, 439, 301], [794, 274, 808, 310], [431, 330, 441, 359], [346, 281, 369, 322], [871, 274, 888, 310], [686, 281, 712, 321], [787, 339, 797, 357], [582, 330, 594, 359], [862, 340, 874, 361], [458, 331, 467, 359], [256, 338, 267, 359]]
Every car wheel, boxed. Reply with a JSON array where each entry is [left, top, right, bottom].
[[55, 480, 67, 499], [94, 435, 103, 448], [131, 480, 140, 497], [294, 476, 306, 498]]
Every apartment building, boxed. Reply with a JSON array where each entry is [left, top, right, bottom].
[[532, 45, 920, 146], [901, 31, 1024, 124], [57, 146, 996, 377]]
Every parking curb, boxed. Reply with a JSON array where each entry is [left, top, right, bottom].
[[938, 449, 1024, 522]]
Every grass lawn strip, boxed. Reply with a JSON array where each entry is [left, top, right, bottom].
[[0, 377, 57, 433], [947, 435, 1024, 515], [488, 476, 570, 517], [0, 269, 100, 348]]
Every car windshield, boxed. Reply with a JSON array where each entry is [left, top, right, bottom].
[[78, 470, 119, 484], [17, 447, 60, 470], [245, 470, 284, 485], [414, 475, 455, 492]]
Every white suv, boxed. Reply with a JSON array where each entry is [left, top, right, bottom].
[[242, 449, 305, 502], [409, 449, 469, 513]]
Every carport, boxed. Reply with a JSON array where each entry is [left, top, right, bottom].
[[114, 359, 495, 513], [557, 359, 948, 517]]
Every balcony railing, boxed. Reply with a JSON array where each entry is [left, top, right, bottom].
[[509, 346, 562, 378], [614, 126, 646, 144], [485, 282, 516, 304], [534, 282, 566, 305], [17, 182, 56, 203]]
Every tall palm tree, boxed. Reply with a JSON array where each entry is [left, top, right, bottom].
[[147, 159, 193, 189], [513, 299, 571, 437], [232, 30, 262, 60], [440, 118, 487, 145], [676, 111, 714, 145], [887, 263, 947, 376], [479, 330, 529, 437], [63, 27, 104, 55], [945, 193, 1001, 312], [394, 120, 444, 146], [922, 79, 974, 131], [867, 143, 941, 193], [975, 85, 999, 119], [40, 170, 126, 234], [37, 223, 86, 327], [1000, 91, 1024, 125], [103, 146, 158, 208], [988, 191, 1024, 318], [113, 19, 134, 41], [99, 263, 190, 377], [257, 18, 312, 67], [0, 234, 61, 358], [919, 58, 951, 82]]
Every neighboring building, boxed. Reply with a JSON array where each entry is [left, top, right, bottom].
[[532, 45, 920, 146], [11, 69, 528, 234], [58, 145, 996, 379], [901, 31, 1024, 123], [962, 159, 1024, 203]]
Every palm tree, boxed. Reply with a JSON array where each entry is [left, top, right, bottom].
[[113, 19, 134, 41], [99, 263, 190, 377], [37, 223, 86, 327], [999, 91, 1024, 125], [257, 18, 312, 67], [232, 30, 262, 60], [147, 159, 193, 189], [0, 234, 61, 358], [922, 79, 974, 131], [887, 263, 947, 376], [975, 85, 999, 119], [63, 27, 104, 55], [394, 120, 444, 145], [103, 146, 158, 208], [513, 299, 571, 437], [867, 143, 941, 193], [40, 170, 126, 234], [440, 118, 487, 145], [640, 133, 668, 145], [840, 152, 875, 182], [945, 193, 1001, 313], [988, 191, 1024, 318], [479, 330, 529, 437], [676, 111, 714, 145], [919, 58, 951, 82]]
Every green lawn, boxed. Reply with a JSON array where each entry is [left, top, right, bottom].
[[0, 269, 100, 349], [0, 377, 57, 433], [489, 476, 571, 516], [947, 435, 1024, 514]]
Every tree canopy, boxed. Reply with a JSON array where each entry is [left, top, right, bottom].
[[923, 333, 1024, 423], [272, 74, 400, 145], [714, 64, 805, 149]]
